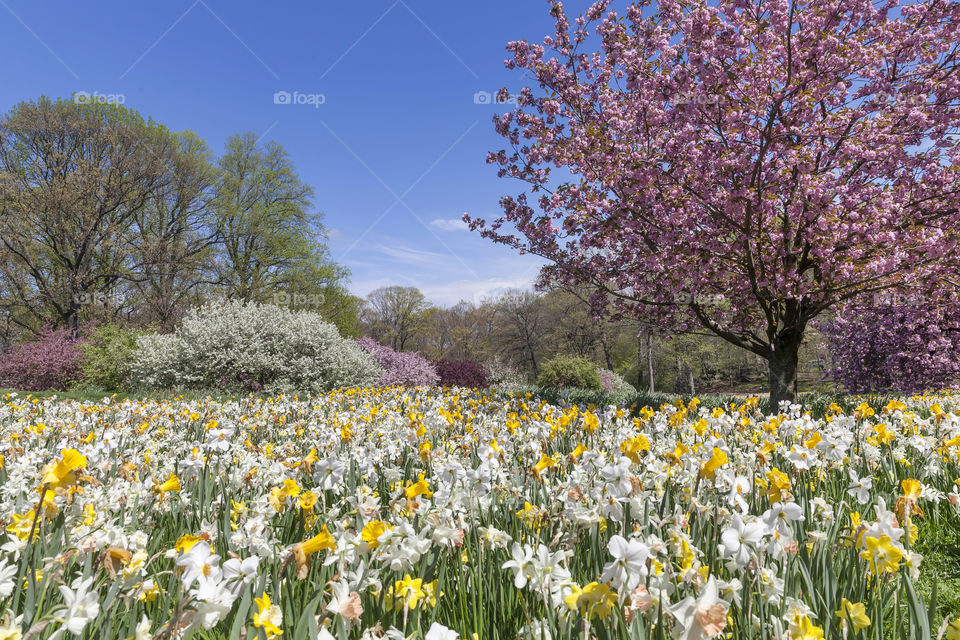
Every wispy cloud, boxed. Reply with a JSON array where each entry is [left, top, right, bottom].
[[429, 217, 469, 232], [351, 274, 537, 307], [421, 275, 538, 306], [376, 244, 449, 264]]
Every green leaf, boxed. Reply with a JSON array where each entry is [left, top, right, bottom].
[[230, 587, 253, 640], [903, 578, 931, 640], [293, 590, 324, 640]]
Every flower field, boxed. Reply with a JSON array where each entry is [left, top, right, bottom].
[[0, 389, 958, 640]]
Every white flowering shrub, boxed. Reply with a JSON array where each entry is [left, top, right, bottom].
[[131, 300, 382, 392], [485, 356, 528, 392]]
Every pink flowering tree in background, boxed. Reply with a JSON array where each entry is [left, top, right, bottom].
[[467, 0, 960, 405], [0, 326, 85, 391], [355, 337, 439, 387], [819, 299, 960, 393]]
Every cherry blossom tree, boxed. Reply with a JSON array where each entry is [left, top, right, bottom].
[[467, 0, 960, 405], [820, 297, 960, 393]]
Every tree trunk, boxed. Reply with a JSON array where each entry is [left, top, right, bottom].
[[675, 354, 683, 393], [600, 330, 614, 371], [636, 333, 643, 389], [647, 332, 655, 393], [688, 366, 696, 396], [767, 335, 801, 408]]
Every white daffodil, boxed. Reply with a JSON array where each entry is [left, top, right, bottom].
[[719, 515, 766, 568], [425, 623, 459, 640], [847, 470, 873, 505], [600, 534, 650, 590], [0, 560, 16, 598], [175, 541, 222, 598], [222, 556, 259, 594], [760, 502, 804, 537], [49, 575, 100, 640], [134, 615, 152, 640], [502, 542, 535, 589], [0, 610, 22, 640]]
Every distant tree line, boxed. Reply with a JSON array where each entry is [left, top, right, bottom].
[[359, 285, 831, 393]]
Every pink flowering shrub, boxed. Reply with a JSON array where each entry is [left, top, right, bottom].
[[0, 326, 85, 391], [820, 304, 960, 393], [598, 368, 637, 394], [434, 359, 489, 388], [356, 337, 439, 387]]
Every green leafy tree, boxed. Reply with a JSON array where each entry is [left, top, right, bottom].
[[214, 133, 322, 301], [0, 96, 188, 332], [362, 286, 429, 352]]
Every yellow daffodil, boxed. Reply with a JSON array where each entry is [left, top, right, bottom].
[[700, 447, 728, 481], [946, 616, 960, 640], [665, 442, 690, 466], [896, 478, 924, 521], [6, 510, 38, 541], [565, 582, 617, 620], [290, 525, 336, 579], [766, 468, 791, 502], [361, 520, 391, 549], [386, 574, 427, 611], [404, 475, 433, 500], [154, 474, 181, 497], [860, 535, 902, 575], [174, 533, 202, 553], [792, 616, 825, 640], [621, 436, 650, 463], [298, 490, 317, 511], [532, 453, 557, 478], [41, 449, 86, 490], [253, 593, 283, 638], [570, 443, 588, 461], [835, 598, 870, 633]]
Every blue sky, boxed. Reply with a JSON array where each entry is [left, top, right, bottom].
[[0, 0, 554, 306]]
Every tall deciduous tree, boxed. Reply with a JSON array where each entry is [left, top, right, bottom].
[[363, 286, 429, 352], [0, 97, 175, 331], [128, 131, 219, 331], [468, 0, 960, 404], [494, 289, 550, 377], [214, 132, 319, 302]]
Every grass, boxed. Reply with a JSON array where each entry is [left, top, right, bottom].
[[916, 503, 960, 619]]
